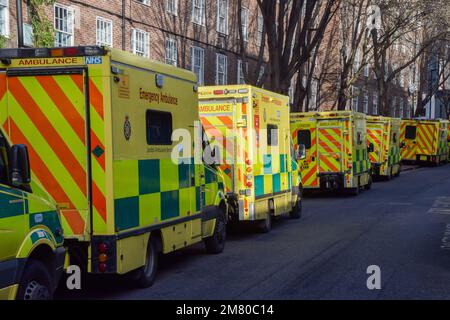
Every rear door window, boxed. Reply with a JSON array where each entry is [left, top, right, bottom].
[[297, 130, 312, 149], [405, 126, 416, 139], [267, 124, 278, 146]]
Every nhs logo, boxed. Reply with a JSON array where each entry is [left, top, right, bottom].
[[85, 56, 103, 65]]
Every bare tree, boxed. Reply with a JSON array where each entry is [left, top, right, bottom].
[[239, 0, 340, 112], [370, 0, 450, 116]]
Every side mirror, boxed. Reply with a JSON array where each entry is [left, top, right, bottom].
[[9, 144, 31, 188], [368, 143, 375, 153], [296, 144, 307, 161]]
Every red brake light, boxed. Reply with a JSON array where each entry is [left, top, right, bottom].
[[98, 243, 108, 254], [99, 263, 107, 273], [213, 90, 224, 95]]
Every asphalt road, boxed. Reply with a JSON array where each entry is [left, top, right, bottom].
[[56, 164, 450, 300]]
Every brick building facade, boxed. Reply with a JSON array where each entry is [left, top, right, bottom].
[[3, 0, 264, 87]]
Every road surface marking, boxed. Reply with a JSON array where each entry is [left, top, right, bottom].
[[428, 197, 450, 215]]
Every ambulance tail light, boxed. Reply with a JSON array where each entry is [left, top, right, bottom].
[[213, 90, 224, 95], [246, 181, 253, 188]]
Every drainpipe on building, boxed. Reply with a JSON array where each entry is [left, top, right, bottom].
[[16, 0, 24, 48], [122, 0, 126, 50]]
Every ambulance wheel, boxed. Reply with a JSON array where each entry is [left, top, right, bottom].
[[348, 185, 360, 196], [132, 237, 159, 288], [289, 195, 302, 219], [365, 176, 373, 190], [17, 259, 53, 300], [257, 212, 272, 233], [204, 209, 226, 254]]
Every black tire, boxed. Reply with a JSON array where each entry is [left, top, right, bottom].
[[257, 212, 272, 233], [289, 194, 302, 219], [17, 259, 53, 300], [365, 175, 373, 190], [205, 208, 226, 254], [131, 237, 159, 288], [348, 184, 360, 196]]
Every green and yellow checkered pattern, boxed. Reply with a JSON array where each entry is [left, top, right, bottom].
[[353, 148, 370, 174], [113, 158, 222, 232], [254, 154, 291, 198]]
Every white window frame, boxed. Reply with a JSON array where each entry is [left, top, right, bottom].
[[166, 0, 178, 15], [137, 0, 150, 5], [54, 3, 75, 47], [240, 6, 249, 42], [216, 0, 228, 35], [363, 90, 369, 114], [351, 86, 359, 111], [373, 93, 378, 115], [96, 16, 113, 47], [257, 11, 264, 47], [399, 98, 404, 117], [192, 0, 206, 26], [237, 59, 247, 84], [191, 46, 204, 85], [0, 0, 10, 37], [132, 28, 150, 58], [165, 37, 178, 67], [216, 53, 228, 85]]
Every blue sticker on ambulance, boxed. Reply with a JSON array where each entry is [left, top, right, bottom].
[[85, 56, 103, 64]]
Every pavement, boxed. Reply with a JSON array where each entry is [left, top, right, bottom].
[[56, 164, 450, 300]]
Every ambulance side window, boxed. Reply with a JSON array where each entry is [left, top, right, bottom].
[[146, 110, 173, 145], [267, 124, 278, 146], [297, 130, 312, 149], [405, 126, 416, 139], [0, 133, 9, 184], [393, 133, 397, 143]]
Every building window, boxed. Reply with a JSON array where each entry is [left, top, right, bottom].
[[146, 110, 173, 145], [399, 98, 404, 118], [132, 29, 149, 58], [166, 0, 178, 15], [191, 46, 204, 85], [373, 93, 378, 115], [351, 86, 359, 111], [309, 79, 318, 110], [137, 0, 150, 5], [391, 97, 397, 117], [216, 0, 228, 35], [96, 17, 113, 47], [237, 59, 247, 84], [363, 90, 369, 114], [192, 0, 205, 26], [165, 37, 177, 66], [257, 11, 264, 47], [54, 3, 74, 47], [0, 0, 9, 36], [364, 64, 370, 77], [240, 6, 249, 42], [216, 53, 227, 85]]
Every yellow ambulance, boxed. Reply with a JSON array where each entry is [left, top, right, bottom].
[[0, 130, 65, 300], [0, 46, 227, 288], [291, 111, 372, 195], [366, 116, 402, 179], [400, 119, 448, 165], [198, 85, 303, 233]]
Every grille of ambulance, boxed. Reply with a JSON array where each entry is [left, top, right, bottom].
[[0, 47, 108, 238]]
